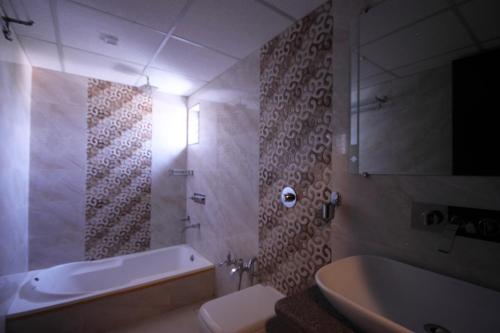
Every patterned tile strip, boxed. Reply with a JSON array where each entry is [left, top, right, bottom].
[[258, 1, 333, 295], [85, 79, 152, 260]]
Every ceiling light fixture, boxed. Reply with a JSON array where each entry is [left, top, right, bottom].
[[99, 32, 119, 46]]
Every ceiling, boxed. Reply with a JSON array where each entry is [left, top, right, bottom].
[[0, 0, 326, 95], [358, 0, 500, 88]]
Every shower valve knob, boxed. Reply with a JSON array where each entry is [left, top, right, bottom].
[[218, 253, 234, 266], [281, 187, 297, 208], [422, 210, 444, 226]]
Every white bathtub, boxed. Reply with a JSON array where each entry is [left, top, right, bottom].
[[7, 244, 213, 319], [316, 255, 500, 333]]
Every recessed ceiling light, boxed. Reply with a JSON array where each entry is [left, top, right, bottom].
[[99, 33, 119, 46]]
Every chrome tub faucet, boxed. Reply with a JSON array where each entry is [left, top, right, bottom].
[[219, 253, 257, 290]]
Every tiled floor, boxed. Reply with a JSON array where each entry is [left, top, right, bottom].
[[109, 302, 202, 333]]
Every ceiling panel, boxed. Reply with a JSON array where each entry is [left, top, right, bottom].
[[459, 0, 500, 43], [0, 32, 29, 65], [361, 12, 473, 70], [58, 1, 164, 65], [360, 57, 384, 79], [153, 38, 237, 82], [143, 67, 206, 96], [19, 37, 61, 71], [360, 0, 449, 45], [63, 47, 142, 85], [360, 72, 394, 89], [261, 0, 325, 20], [174, 0, 292, 59], [393, 46, 476, 77], [4, 0, 56, 42], [71, 0, 189, 33]]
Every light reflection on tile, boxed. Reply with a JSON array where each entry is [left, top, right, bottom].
[[0, 60, 31, 326], [186, 50, 260, 297], [151, 92, 188, 249], [29, 70, 87, 269]]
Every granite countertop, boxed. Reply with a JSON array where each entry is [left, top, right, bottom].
[[266, 286, 363, 333]]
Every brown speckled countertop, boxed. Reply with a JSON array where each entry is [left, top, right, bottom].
[[266, 286, 363, 333]]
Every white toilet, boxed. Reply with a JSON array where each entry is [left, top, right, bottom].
[[198, 284, 285, 333]]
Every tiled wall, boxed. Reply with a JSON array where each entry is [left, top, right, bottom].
[[0, 61, 31, 274], [28, 68, 186, 268], [151, 93, 187, 250], [186, 50, 260, 296], [258, 1, 334, 295], [0, 38, 31, 333], [85, 79, 152, 260], [331, 0, 500, 291], [29, 69, 87, 269]]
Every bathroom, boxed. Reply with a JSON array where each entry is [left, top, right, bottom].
[[1, 0, 500, 332]]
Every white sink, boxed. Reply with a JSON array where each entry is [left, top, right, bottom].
[[315, 255, 500, 333]]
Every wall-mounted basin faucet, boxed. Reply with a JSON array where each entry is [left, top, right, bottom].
[[413, 202, 500, 253], [438, 216, 463, 254]]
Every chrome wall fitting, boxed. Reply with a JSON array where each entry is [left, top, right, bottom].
[[331, 191, 341, 207], [321, 192, 341, 222], [281, 187, 297, 208], [190, 193, 206, 205], [321, 202, 332, 220], [181, 223, 200, 233], [219, 253, 257, 291], [169, 169, 194, 176], [411, 202, 500, 253], [1, 15, 34, 41]]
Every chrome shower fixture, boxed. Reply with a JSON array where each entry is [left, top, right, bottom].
[[190, 193, 206, 205], [138, 75, 158, 94], [375, 95, 389, 109], [1, 15, 34, 41]]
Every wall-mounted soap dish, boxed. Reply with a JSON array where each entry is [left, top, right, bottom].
[[190, 193, 206, 205]]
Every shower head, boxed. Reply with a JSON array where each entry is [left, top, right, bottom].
[[138, 75, 158, 94], [112, 64, 157, 94]]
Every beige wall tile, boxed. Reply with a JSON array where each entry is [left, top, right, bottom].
[[186, 50, 260, 297], [0, 60, 31, 331]]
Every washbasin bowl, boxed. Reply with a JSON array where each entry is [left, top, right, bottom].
[[315, 255, 500, 333]]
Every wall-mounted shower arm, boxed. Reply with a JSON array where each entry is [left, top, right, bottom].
[[181, 223, 200, 233], [1, 15, 34, 41]]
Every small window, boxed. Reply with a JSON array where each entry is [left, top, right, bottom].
[[188, 104, 200, 145]]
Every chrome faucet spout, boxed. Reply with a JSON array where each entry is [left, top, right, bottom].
[[438, 216, 463, 254], [181, 223, 200, 233], [230, 266, 240, 276]]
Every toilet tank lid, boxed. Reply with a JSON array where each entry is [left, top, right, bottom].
[[199, 284, 284, 333]]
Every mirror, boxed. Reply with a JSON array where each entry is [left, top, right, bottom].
[[351, 0, 500, 175]]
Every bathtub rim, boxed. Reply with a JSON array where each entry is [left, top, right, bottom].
[[7, 245, 214, 319], [30, 244, 211, 296]]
